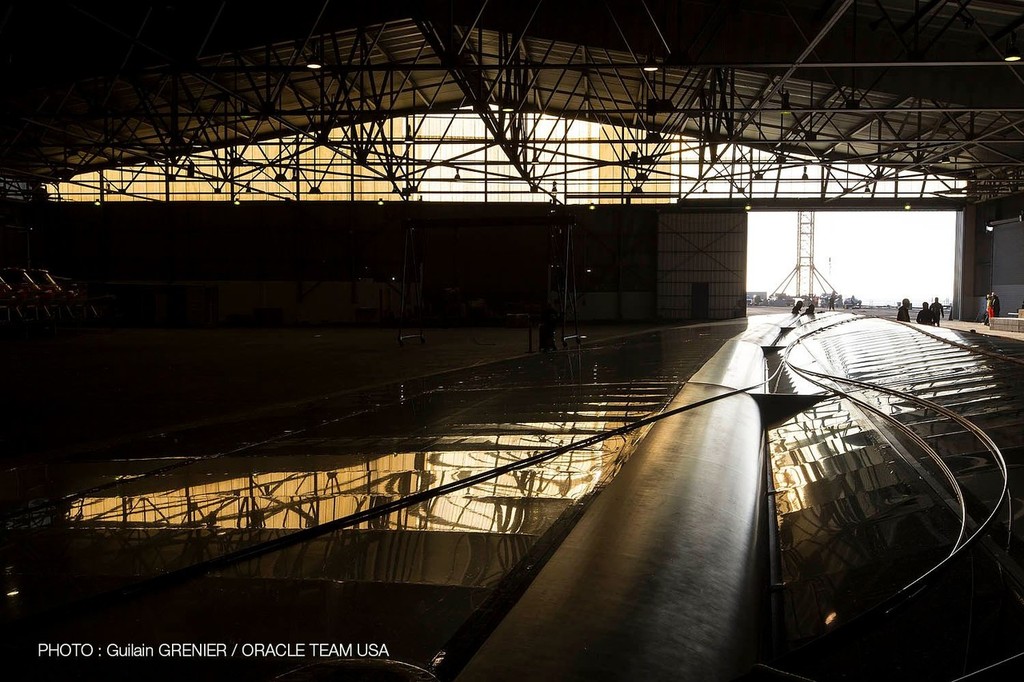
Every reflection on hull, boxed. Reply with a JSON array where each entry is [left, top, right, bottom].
[[767, 315, 1024, 680]]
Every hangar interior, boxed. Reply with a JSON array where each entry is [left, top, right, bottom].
[[3, 1, 1024, 680]]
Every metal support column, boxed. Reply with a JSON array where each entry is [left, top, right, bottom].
[[559, 218, 582, 348], [397, 225, 425, 345]]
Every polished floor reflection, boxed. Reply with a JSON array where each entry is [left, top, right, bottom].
[[1, 323, 744, 679]]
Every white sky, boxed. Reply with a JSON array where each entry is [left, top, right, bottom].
[[747, 211, 957, 306]]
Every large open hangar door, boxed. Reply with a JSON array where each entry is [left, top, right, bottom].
[[748, 209, 958, 314]]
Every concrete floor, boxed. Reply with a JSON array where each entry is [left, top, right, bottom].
[[3, 323, 670, 462], [749, 303, 1024, 340]]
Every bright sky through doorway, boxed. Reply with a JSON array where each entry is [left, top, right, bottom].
[[746, 211, 957, 307]]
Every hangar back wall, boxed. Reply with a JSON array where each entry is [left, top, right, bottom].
[[962, 200, 1024, 319], [5, 201, 747, 325]]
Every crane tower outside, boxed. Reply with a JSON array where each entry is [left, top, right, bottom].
[[770, 211, 839, 302]]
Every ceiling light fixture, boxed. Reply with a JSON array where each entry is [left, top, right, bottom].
[[306, 43, 325, 70], [780, 89, 791, 115], [801, 166, 809, 181], [1005, 32, 1021, 62], [642, 55, 659, 72]]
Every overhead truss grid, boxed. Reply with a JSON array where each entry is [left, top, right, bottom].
[[3, 1, 1024, 204]]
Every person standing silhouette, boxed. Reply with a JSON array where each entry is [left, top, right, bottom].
[[929, 298, 944, 327], [917, 301, 936, 326], [897, 298, 911, 322], [539, 305, 559, 352]]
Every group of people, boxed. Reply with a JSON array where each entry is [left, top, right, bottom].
[[791, 299, 816, 316], [790, 292, 842, 317], [897, 297, 946, 327]]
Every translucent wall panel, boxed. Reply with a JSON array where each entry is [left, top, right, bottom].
[[54, 112, 964, 204]]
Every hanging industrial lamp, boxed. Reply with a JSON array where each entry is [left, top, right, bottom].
[[1005, 32, 1021, 62]]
